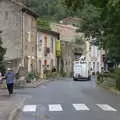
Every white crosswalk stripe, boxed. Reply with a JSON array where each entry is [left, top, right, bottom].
[[96, 104, 117, 111], [22, 105, 37, 112], [22, 104, 118, 112], [49, 104, 63, 111], [73, 104, 90, 111]]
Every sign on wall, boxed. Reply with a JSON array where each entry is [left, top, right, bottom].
[[56, 40, 61, 56]]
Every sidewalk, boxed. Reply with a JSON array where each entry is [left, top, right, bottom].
[[0, 89, 27, 120], [25, 79, 48, 88]]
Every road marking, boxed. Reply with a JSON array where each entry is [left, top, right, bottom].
[[49, 104, 63, 111], [73, 104, 90, 111], [96, 104, 117, 111], [22, 105, 37, 112]]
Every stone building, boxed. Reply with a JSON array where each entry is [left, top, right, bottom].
[[51, 23, 83, 42], [61, 41, 74, 76], [51, 18, 85, 75], [0, 0, 38, 73], [37, 29, 59, 78]]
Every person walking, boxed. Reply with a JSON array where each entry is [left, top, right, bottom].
[[0, 71, 3, 88], [5, 68, 15, 96]]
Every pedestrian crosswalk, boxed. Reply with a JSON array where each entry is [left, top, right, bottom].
[[22, 104, 119, 112], [22, 105, 37, 112], [96, 104, 117, 111], [49, 104, 63, 111], [73, 104, 90, 111]]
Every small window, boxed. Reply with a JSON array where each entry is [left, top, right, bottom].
[[39, 48, 42, 52], [32, 47, 34, 52], [5, 11, 8, 20]]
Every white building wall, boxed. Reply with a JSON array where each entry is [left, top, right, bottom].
[[85, 36, 104, 73], [37, 32, 57, 78]]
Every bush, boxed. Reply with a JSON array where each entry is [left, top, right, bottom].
[[97, 68, 120, 91], [35, 73, 40, 80], [97, 74, 104, 84], [61, 72, 67, 77], [114, 68, 120, 90], [46, 72, 67, 79], [15, 72, 19, 79], [26, 72, 35, 83], [46, 72, 58, 79]]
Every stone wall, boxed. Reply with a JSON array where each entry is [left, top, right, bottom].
[[0, 0, 22, 60], [61, 41, 74, 76]]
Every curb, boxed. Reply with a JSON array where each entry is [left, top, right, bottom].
[[33, 80, 50, 88], [8, 97, 27, 120], [104, 87, 120, 95], [26, 80, 49, 88], [98, 85, 120, 95]]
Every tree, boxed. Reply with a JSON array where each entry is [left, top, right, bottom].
[[37, 18, 51, 30], [72, 37, 86, 53], [23, 0, 74, 20], [0, 32, 6, 74], [74, 37, 85, 45], [76, 4, 102, 38], [64, 0, 120, 64]]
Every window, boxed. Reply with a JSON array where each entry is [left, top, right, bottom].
[[26, 32, 31, 42], [38, 39, 42, 52], [51, 37, 54, 53], [5, 11, 8, 20], [25, 45, 28, 50], [38, 48, 42, 52], [32, 47, 34, 52]]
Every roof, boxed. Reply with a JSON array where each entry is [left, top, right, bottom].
[[38, 28, 60, 39], [10, 0, 39, 18], [56, 24, 78, 30], [60, 17, 83, 24]]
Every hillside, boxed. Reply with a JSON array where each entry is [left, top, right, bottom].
[[23, 0, 74, 20]]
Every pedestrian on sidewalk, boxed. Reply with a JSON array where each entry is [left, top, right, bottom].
[[5, 68, 15, 96], [0, 71, 5, 89], [0, 71, 3, 88]]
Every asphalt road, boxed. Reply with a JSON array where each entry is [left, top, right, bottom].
[[17, 77, 120, 120]]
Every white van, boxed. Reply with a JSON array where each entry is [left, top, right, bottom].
[[73, 60, 91, 81]]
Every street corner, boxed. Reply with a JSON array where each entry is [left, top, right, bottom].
[[26, 80, 49, 88], [8, 95, 28, 120]]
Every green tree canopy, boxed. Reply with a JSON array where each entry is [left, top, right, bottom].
[[64, 0, 120, 64], [23, 0, 74, 20], [0, 34, 6, 74]]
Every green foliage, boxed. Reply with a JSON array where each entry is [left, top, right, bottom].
[[114, 68, 120, 90], [27, 72, 35, 82], [60, 71, 67, 77], [46, 72, 60, 79], [97, 68, 120, 90], [64, 0, 120, 64], [74, 37, 85, 45], [24, 0, 74, 20], [37, 18, 51, 30], [0, 36, 6, 74], [77, 4, 102, 37], [46, 72, 67, 79]]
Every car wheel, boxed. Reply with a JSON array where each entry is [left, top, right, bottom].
[[88, 76, 91, 80], [73, 78, 77, 81]]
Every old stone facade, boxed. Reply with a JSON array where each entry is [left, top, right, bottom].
[[0, 0, 38, 73], [23, 12, 37, 73], [61, 41, 74, 76], [37, 29, 59, 78], [51, 18, 85, 76], [51, 23, 83, 42]]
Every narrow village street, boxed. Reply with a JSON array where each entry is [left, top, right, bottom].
[[16, 78, 120, 120], [0, 0, 120, 120]]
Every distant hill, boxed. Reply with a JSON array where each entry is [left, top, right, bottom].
[[23, 0, 75, 20]]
